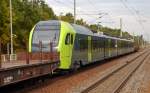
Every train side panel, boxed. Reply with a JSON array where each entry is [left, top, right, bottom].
[[91, 36, 105, 62], [71, 34, 89, 67]]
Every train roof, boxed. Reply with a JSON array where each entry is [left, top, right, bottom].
[[36, 20, 60, 26], [96, 33, 133, 41], [103, 35, 134, 42], [93, 33, 133, 42], [71, 24, 93, 35], [71, 23, 133, 42], [35, 20, 133, 42]]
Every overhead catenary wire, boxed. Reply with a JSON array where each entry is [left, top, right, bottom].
[[52, 0, 100, 23], [87, 0, 98, 10], [53, 0, 74, 9], [126, 0, 149, 41], [120, 0, 145, 34], [51, 0, 114, 26]]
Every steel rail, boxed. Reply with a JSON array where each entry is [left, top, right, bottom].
[[81, 49, 150, 93]]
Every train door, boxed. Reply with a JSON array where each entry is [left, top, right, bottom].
[[104, 38, 107, 59], [59, 33, 74, 69], [104, 38, 111, 59], [108, 39, 111, 57], [64, 33, 73, 57], [115, 40, 118, 56]]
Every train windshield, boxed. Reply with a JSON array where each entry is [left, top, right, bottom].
[[32, 21, 60, 52]]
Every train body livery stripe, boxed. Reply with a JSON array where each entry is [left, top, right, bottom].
[[29, 25, 36, 52], [88, 36, 92, 62]]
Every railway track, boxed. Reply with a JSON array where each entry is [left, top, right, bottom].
[[80, 49, 150, 93], [1, 49, 147, 93]]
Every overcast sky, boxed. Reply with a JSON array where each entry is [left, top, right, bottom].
[[45, 0, 150, 41]]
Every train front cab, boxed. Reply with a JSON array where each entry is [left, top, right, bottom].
[[28, 20, 77, 70], [29, 20, 62, 72]]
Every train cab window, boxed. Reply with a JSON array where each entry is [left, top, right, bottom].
[[65, 33, 70, 45]]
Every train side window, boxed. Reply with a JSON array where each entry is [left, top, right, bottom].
[[71, 34, 73, 44], [65, 33, 70, 45]]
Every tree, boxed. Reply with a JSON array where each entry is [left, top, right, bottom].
[[60, 13, 74, 23], [0, 1, 136, 53], [0, 0, 10, 53], [0, 0, 57, 53]]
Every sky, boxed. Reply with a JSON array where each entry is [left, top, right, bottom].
[[45, 0, 150, 41]]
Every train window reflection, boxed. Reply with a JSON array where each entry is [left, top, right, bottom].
[[65, 33, 70, 45], [32, 23, 60, 52]]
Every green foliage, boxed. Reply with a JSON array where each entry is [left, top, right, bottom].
[[89, 24, 99, 31], [60, 13, 74, 23], [89, 24, 133, 39], [0, 1, 143, 53], [0, 0, 56, 53], [0, 0, 10, 52]]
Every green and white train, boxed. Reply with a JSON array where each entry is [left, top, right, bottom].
[[29, 20, 135, 70]]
